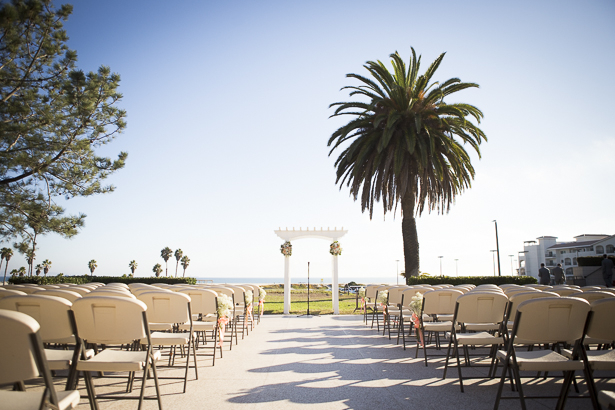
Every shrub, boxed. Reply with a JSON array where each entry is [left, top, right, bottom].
[[405, 275, 537, 286], [9, 275, 196, 285]]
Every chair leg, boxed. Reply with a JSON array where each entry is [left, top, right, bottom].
[[455, 343, 464, 393], [83, 371, 100, 410]]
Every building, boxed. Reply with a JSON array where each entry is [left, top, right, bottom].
[[518, 234, 615, 280]]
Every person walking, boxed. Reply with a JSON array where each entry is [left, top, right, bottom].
[[538, 263, 551, 285], [602, 254, 614, 288], [551, 263, 565, 285]]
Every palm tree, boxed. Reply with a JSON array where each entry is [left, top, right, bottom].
[[129, 260, 138, 277], [25, 249, 35, 277], [160, 247, 172, 277], [174, 249, 183, 277], [1, 247, 13, 285], [17, 266, 26, 277], [42, 259, 52, 277], [35, 264, 42, 276], [180, 255, 190, 278], [88, 260, 97, 277], [328, 49, 485, 278], [152, 263, 163, 278]]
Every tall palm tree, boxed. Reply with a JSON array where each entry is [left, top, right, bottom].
[[160, 247, 172, 277], [1, 247, 13, 285], [35, 264, 42, 276], [88, 260, 97, 277], [25, 249, 35, 277], [174, 249, 183, 277], [328, 49, 485, 278], [42, 259, 52, 277], [152, 263, 163, 278], [129, 260, 138, 277], [180, 255, 190, 278]]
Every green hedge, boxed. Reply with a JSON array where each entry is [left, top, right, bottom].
[[578, 256, 615, 267], [405, 275, 537, 286], [9, 275, 197, 285]]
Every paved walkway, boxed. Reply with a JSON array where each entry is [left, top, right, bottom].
[[73, 315, 609, 409]]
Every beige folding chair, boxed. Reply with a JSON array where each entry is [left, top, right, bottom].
[[0, 294, 93, 390], [493, 297, 597, 410], [208, 286, 239, 346], [0, 309, 80, 410], [35, 289, 82, 303], [363, 285, 380, 325], [137, 291, 196, 393], [72, 296, 163, 409], [443, 292, 508, 392], [371, 285, 393, 331], [599, 390, 615, 409], [398, 287, 432, 349], [224, 285, 250, 339], [417, 289, 463, 366], [177, 288, 222, 365], [0, 288, 27, 298], [384, 287, 406, 339], [504, 291, 559, 331], [551, 288, 581, 296], [569, 291, 615, 303]]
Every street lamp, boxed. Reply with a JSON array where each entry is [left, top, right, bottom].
[[508, 255, 514, 275], [438, 256, 444, 277], [490, 250, 497, 276], [455, 259, 459, 276], [396, 259, 399, 285], [492, 220, 502, 276]]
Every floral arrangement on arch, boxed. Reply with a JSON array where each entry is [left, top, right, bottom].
[[244, 290, 253, 307], [216, 293, 234, 319], [280, 241, 292, 256], [329, 241, 342, 256]]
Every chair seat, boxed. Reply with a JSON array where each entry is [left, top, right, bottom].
[[497, 349, 585, 371], [453, 331, 504, 346], [149, 322, 174, 331], [77, 349, 161, 372], [465, 322, 500, 332], [599, 390, 615, 409], [562, 348, 615, 371], [45, 336, 79, 345], [179, 322, 215, 331], [0, 389, 79, 410], [45, 348, 95, 370], [584, 336, 614, 345], [437, 314, 454, 321], [424, 321, 457, 332], [146, 331, 191, 345]]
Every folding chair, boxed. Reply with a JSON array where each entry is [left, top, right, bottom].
[[0, 309, 80, 409]]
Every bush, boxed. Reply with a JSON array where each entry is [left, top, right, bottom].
[[405, 275, 537, 286], [578, 256, 615, 267], [9, 275, 197, 285]]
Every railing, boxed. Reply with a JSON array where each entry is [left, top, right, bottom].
[[545, 253, 555, 258]]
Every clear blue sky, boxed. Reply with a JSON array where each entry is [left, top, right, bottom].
[[12, 0, 615, 280]]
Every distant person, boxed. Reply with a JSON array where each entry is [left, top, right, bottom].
[[538, 263, 551, 285], [552, 263, 565, 285], [602, 254, 614, 288]]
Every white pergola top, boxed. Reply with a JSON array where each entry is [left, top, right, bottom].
[[275, 227, 348, 242]]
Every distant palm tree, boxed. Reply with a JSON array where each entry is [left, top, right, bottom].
[[174, 249, 183, 277], [17, 266, 26, 277], [160, 247, 172, 277], [129, 260, 138, 277], [180, 255, 190, 278], [88, 260, 97, 277], [328, 49, 486, 277], [10, 268, 18, 277], [152, 263, 163, 278], [25, 249, 35, 276], [35, 264, 42, 276], [1, 247, 13, 285], [42, 259, 52, 277]]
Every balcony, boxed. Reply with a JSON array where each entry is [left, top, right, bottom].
[[545, 252, 556, 258]]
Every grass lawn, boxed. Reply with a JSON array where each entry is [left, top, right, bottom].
[[262, 287, 362, 315]]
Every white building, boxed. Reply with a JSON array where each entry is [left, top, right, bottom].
[[518, 234, 615, 280]]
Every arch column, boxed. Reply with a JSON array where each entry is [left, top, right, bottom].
[[284, 255, 290, 314], [332, 253, 339, 314]]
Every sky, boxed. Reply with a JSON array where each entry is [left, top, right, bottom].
[[7, 0, 615, 281]]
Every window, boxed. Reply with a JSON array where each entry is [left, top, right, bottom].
[[607, 245, 614, 254], [566, 268, 573, 275], [565, 258, 571, 265], [573, 257, 577, 265], [596, 245, 604, 254], [560, 250, 566, 254]]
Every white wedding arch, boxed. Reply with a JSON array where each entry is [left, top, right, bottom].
[[275, 227, 348, 314]]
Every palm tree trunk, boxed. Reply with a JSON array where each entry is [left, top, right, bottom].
[[4, 263, 10, 285], [401, 193, 420, 280], [175, 261, 179, 277]]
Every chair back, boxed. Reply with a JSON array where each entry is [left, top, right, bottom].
[[586, 298, 615, 342], [551, 288, 579, 296], [423, 289, 464, 316], [224, 285, 246, 304], [87, 290, 136, 298], [455, 292, 508, 324], [387, 287, 406, 305], [526, 284, 552, 291], [570, 291, 615, 303], [0, 289, 27, 298], [364, 285, 380, 300], [0, 310, 43, 385], [72, 296, 148, 344], [35, 289, 82, 303], [514, 297, 590, 344], [137, 291, 191, 324], [178, 288, 217, 316], [507, 291, 559, 322], [208, 286, 235, 302], [401, 287, 430, 307], [505, 287, 540, 297], [0, 294, 74, 343]]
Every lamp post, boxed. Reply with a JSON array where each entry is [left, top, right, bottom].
[[492, 220, 502, 276], [509, 255, 514, 275], [490, 250, 497, 276], [396, 259, 399, 285], [438, 256, 443, 277], [455, 259, 459, 276]]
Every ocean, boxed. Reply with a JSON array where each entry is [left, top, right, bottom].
[[194, 277, 399, 285]]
